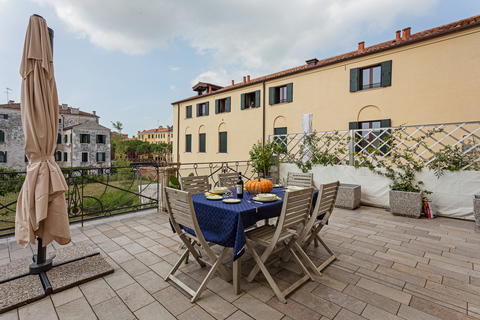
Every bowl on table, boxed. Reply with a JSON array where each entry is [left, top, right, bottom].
[[210, 187, 227, 194], [256, 193, 277, 201]]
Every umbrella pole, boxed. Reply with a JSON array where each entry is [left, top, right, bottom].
[[29, 237, 55, 294]]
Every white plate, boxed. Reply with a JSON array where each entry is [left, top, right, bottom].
[[286, 186, 303, 191], [273, 184, 280, 187], [223, 198, 241, 204], [253, 196, 278, 202], [210, 188, 227, 195], [207, 195, 223, 200], [256, 193, 276, 201]]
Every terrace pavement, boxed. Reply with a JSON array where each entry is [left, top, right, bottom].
[[1, 205, 480, 320]]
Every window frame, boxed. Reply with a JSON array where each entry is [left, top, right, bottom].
[[96, 134, 106, 144], [0, 151, 7, 163], [97, 152, 106, 162], [197, 102, 209, 117], [350, 60, 392, 92], [81, 152, 89, 163], [80, 134, 90, 144], [269, 83, 293, 105], [0, 114, 8, 119], [0, 130, 4, 144], [63, 152, 68, 162], [199, 133, 206, 153]]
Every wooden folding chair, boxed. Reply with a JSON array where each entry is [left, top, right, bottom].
[[180, 175, 210, 194], [300, 181, 340, 273], [218, 172, 238, 189], [245, 187, 320, 303], [286, 172, 314, 188], [164, 187, 232, 303]]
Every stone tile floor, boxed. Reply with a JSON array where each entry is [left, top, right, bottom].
[[1, 206, 480, 320]]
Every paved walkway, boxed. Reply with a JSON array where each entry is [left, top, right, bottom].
[[1, 206, 480, 320]]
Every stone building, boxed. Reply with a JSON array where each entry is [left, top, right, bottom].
[[0, 101, 111, 170]]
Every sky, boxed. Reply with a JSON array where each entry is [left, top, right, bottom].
[[0, 0, 479, 138]]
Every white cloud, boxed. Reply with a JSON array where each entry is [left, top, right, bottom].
[[169, 66, 179, 71], [169, 85, 176, 91], [35, 0, 439, 78]]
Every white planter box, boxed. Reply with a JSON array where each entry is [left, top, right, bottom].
[[474, 195, 480, 233]]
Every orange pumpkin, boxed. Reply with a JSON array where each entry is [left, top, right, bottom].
[[245, 178, 273, 194]]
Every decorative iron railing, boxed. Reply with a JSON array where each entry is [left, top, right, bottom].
[[269, 121, 480, 171], [0, 165, 160, 236]]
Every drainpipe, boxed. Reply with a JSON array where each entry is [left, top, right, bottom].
[[262, 80, 266, 147], [176, 103, 180, 162]]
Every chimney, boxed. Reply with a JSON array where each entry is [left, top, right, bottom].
[[61, 103, 68, 110], [243, 76, 246, 83], [396, 30, 401, 41], [92, 111, 96, 115], [8, 100, 14, 104], [71, 107, 79, 114], [402, 27, 411, 40], [208, 86, 212, 93], [358, 41, 365, 51], [247, 75, 250, 83], [231, 80, 234, 86], [305, 58, 318, 67]]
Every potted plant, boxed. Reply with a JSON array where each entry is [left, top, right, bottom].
[[249, 141, 278, 179]]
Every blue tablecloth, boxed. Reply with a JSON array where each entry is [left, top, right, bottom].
[[188, 188, 318, 261]]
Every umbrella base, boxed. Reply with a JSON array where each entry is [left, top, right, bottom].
[[30, 254, 55, 274]]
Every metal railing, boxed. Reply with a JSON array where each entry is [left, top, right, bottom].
[[0, 165, 160, 236], [269, 121, 480, 171]]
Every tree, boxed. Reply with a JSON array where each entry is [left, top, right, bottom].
[[152, 143, 172, 162], [111, 121, 123, 134]]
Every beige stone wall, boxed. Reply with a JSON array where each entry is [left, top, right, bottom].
[[173, 27, 480, 164]]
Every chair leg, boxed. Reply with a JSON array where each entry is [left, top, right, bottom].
[[202, 245, 232, 282], [191, 247, 230, 303], [292, 242, 322, 277], [245, 240, 286, 303], [165, 249, 189, 281], [246, 244, 274, 283]]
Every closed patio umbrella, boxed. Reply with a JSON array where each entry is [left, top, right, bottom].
[[16, 15, 71, 250]]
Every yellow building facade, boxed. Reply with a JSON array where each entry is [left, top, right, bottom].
[[172, 15, 480, 164], [137, 126, 173, 145]]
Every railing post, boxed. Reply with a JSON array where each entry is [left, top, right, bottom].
[[349, 129, 355, 166]]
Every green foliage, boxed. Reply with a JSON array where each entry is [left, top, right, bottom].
[[249, 141, 279, 177], [83, 188, 141, 215], [0, 167, 25, 197], [111, 121, 123, 133], [169, 175, 180, 189], [427, 142, 480, 178]]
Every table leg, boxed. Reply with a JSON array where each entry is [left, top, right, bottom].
[[233, 257, 241, 295]]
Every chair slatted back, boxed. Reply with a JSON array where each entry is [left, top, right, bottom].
[[180, 175, 210, 194], [315, 181, 340, 223], [287, 172, 314, 188], [276, 187, 314, 235], [218, 172, 238, 189], [164, 187, 197, 232]]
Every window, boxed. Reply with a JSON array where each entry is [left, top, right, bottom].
[[185, 134, 192, 152], [241, 91, 260, 109], [196, 102, 209, 117], [219, 132, 227, 153], [57, 133, 61, 144], [215, 97, 231, 114], [0, 151, 7, 163], [80, 134, 90, 143], [55, 151, 62, 161], [97, 152, 106, 162], [186, 105, 192, 119], [96, 134, 106, 144], [25, 155, 28, 163], [0, 114, 8, 119], [59, 118, 62, 124], [274, 127, 287, 150], [350, 60, 392, 92], [64, 134, 68, 143], [269, 83, 293, 105], [199, 133, 206, 152], [63, 152, 68, 162], [0, 131, 4, 143], [82, 152, 88, 162], [349, 119, 391, 155]]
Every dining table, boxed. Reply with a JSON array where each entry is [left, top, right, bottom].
[[190, 186, 318, 294]]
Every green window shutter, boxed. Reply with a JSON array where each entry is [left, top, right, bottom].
[[219, 132, 227, 153], [226, 97, 231, 112], [255, 90, 260, 108], [286, 83, 293, 103], [269, 87, 275, 105], [70, 133, 72, 142], [87, 134, 90, 143], [350, 68, 360, 92], [241, 93, 246, 110], [186, 105, 192, 118], [64, 152, 67, 162], [199, 133, 206, 152], [205, 102, 209, 115], [57, 133, 61, 144], [5, 114, 7, 119], [196, 104, 200, 117], [215, 100, 219, 114], [96, 135, 99, 143], [4, 151, 6, 163], [381, 60, 392, 87], [379, 119, 392, 155], [349, 121, 361, 153], [0, 131, 4, 143], [186, 134, 191, 152]]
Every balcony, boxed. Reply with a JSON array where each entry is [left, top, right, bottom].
[[1, 162, 480, 319]]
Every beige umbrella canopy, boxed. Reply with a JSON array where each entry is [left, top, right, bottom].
[[16, 15, 71, 248]]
